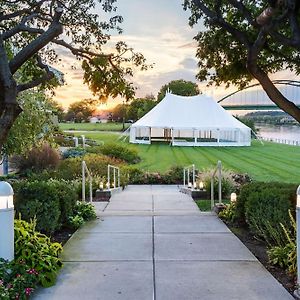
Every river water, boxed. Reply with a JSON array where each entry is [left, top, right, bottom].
[[256, 124, 300, 142]]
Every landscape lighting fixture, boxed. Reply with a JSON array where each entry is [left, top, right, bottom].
[[199, 181, 204, 190], [230, 193, 237, 203]]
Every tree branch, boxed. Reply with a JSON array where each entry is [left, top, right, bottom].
[[9, 8, 63, 74], [16, 56, 54, 92], [192, 0, 251, 47]]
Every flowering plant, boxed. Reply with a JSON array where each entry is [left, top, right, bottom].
[[0, 258, 39, 299]]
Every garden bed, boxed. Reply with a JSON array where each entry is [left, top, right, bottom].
[[51, 227, 76, 245], [225, 222, 295, 296]]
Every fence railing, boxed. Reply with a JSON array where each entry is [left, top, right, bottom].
[[107, 164, 120, 189], [211, 160, 222, 209], [82, 160, 93, 202], [259, 136, 300, 146], [183, 164, 196, 188]]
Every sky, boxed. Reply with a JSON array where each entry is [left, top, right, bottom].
[[53, 0, 206, 109], [52, 0, 299, 110]]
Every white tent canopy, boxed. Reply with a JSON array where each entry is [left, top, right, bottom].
[[129, 93, 251, 147]]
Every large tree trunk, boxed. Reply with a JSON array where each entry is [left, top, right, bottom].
[[247, 59, 300, 123], [0, 83, 22, 152]]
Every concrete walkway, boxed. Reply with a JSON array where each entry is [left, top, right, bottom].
[[34, 185, 293, 300]]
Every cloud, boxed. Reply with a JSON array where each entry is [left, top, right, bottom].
[[180, 58, 197, 70]]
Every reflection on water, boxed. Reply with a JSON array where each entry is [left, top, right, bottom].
[[256, 124, 300, 142]]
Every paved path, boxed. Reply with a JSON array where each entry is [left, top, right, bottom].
[[34, 185, 293, 300]]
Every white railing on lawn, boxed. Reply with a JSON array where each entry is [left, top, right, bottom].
[[211, 160, 222, 209], [82, 160, 93, 202], [260, 136, 300, 146], [183, 164, 196, 188], [107, 164, 120, 190]]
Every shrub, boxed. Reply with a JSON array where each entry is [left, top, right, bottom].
[[67, 201, 97, 229], [267, 210, 296, 276], [14, 218, 63, 288], [87, 143, 140, 164], [13, 179, 80, 234], [218, 202, 237, 223], [163, 165, 183, 184], [0, 258, 39, 299], [244, 183, 297, 245], [236, 182, 297, 226], [74, 201, 97, 221], [62, 147, 86, 159], [199, 168, 235, 199], [12, 143, 60, 173], [55, 153, 123, 180], [13, 180, 61, 234], [68, 215, 85, 229]]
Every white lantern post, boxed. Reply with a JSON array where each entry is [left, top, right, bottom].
[[0, 182, 14, 261], [294, 186, 300, 298]]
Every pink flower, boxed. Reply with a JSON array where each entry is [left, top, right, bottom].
[[16, 274, 22, 278], [27, 268, 38, 275], [7, 283, 13, 289], [0, 279, 3, 286], [25, 287, 33, 296]]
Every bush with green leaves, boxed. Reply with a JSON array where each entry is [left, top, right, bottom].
[[244, 183, 296, 246], [267, 210, 296, 276], [13, 179, 80, 234], [0, 258, 39, 300], [14, 218, 63, 288], [236, 182, 297, 225], [218, 202, 237, 223], [87, 143, 140, 164], [67, 201, 97, 229], [13, 180, 61, 234], [55, 153, 123, 180]]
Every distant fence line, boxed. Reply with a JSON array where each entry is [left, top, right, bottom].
[[259, 136, 300, 146]]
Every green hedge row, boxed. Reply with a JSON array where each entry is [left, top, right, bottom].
[[235, 182, 297, 246]]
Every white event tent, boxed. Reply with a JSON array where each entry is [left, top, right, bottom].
[[129, 93, 251, 147]]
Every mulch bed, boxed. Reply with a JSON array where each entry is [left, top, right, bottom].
[[51, 227, 76, 246], [225, 222, 296, 296]]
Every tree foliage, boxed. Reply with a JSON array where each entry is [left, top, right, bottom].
[[0, 0, 149, 149], [65, 99, 98, 122], [3, 91, 57, 155], [183, 0, 300, 122], [157, 79, 200, 102]]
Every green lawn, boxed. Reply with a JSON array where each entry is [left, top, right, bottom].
[[59, 122, 130, 132], [70, 131, 300, 183]]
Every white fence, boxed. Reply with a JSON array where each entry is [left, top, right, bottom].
[[260, 136, 300, 146]]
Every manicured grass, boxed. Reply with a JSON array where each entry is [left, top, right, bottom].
[[59, 122, 130, 132], [69, 131, 300, 183], [196, 199, 230, 211]]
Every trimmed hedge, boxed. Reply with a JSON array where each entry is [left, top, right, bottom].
[[13, 179, 80, 234], [236, 182, 297, 245], [87, 143, 141, 164]]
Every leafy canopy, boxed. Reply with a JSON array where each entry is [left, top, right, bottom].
[[183, 1, 300, 88], [157, 79, 200, 102]]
